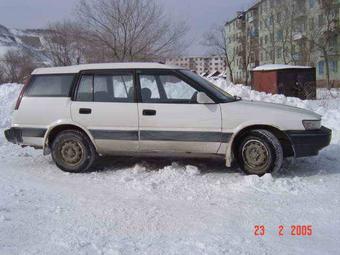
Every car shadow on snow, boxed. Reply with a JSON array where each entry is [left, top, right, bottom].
[[89, 144, 340, 179], [91, 156, 241, 175], [275, 144, 340, 178]]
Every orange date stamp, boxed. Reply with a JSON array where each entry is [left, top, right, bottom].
[[254, 225, 313, 236]]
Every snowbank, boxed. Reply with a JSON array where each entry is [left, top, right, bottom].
[[210, 79, 340, 142], [0, 83, 22, 128], [252, 64, 312, 71], [1, 81, 340, 254]]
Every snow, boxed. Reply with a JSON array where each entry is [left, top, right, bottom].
[[252, 64, 312, 71], [0, 45, 17, 58], [32, 63, 180, 75], [1, 80, 340, 254]]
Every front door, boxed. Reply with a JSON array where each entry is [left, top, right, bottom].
[[71, 70, 139, 154], [137, 70, 222, 154]]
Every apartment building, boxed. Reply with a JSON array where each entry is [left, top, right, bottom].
[[165, 56, 226, 74], [225, 12, 247, 82], [225, 0, 340, 86]]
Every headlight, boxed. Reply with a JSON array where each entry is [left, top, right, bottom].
[[302, 120, 321, 130]]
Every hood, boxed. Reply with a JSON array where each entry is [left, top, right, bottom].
[[239, 100, 321, 119], [220, 99, 321, 131]]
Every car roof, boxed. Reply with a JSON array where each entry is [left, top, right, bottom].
[[32, 62, 183, 75]]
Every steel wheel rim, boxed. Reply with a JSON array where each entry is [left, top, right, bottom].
[[60, 140, 84, 166], [242, 139, 270, 172]]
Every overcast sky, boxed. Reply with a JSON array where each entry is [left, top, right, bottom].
[[0, 0, 255, 55]]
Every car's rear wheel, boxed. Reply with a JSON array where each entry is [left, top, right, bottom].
[[237, 129, 283, 176], [51, 130, 96, 173]]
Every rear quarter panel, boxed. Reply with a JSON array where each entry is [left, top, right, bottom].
[[12, 97, 72, 147]]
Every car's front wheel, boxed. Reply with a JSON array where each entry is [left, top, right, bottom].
[[237, 129, 283, 176], [51, 130, 97, 173]]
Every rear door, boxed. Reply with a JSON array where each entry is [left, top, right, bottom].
[[136, 70, 222, 154], [71, 70, 139, 154]]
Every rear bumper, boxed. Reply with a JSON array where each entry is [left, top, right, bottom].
[[286, 126, 332, 157], [4, 128, 23, 144]]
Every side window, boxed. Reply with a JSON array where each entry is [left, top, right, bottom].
[[94, 75, 134, 102], [139, 75, 160, 102], [76, 75, 93, 101], [160, 75, 197, 100], [26, 74, 75, 97], [113, 75, 133, 98], [75, 74, 134, 102], [139, 73, 198, 103]]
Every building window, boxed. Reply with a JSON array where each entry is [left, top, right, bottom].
[[318, 61, 325, 75], [309, 0, 316, 8], [330, 61, 338, 73], [329, 36, 337, 48], [268, 16, 273, 25]]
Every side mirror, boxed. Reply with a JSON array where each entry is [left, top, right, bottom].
[[197, 92, 214, 104]]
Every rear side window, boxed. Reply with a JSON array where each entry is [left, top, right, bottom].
[[26, 74, 75, 97], [76, 74, 135, 103]]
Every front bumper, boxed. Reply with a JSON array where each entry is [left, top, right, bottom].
[[285, 126, 332, 157], [4, 128, 23, 144]]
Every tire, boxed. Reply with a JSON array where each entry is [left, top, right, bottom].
[[51, 130, 97, 173], [237, 129, 283, 176]]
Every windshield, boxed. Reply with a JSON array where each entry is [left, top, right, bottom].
[[179, 70, 236, 102]]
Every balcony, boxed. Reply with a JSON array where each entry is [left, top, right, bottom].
[[293, 32, 306, 41], [292, 53, 302, 61]]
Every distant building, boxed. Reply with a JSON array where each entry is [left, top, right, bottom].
[[165, 56, 226, 74], [225, 0, 340, 86]]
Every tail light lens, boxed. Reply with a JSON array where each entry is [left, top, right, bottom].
[[15, 76, 31, 110]]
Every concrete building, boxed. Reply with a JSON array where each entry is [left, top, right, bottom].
[[225, 12, 247, 83], [165, 56, 226, 74], [225, 0, 340, 86]]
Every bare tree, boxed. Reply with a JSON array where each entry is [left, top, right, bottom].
[[304, 0, 339, 88], [43, 21, 86, 66], [0, 49, 38, 83], [0, 66, 4, 84], [243, 34, 255, 85], [202, 25, 235, 82], [274, 1, 296, 65], [75, 0, 188, 62], [258, 3, 276, 64]]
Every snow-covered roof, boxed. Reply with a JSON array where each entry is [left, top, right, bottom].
[[252, 64, 312, 71], [32, 62, 182, 75]]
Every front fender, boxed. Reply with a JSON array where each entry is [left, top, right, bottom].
[[224, 121, 285, 167]]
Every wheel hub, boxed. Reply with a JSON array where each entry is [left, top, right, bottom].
[[242, 139, 269, 169], [60, 140, 83, 166]]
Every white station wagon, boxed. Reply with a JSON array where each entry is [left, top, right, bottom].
[[5, 63, 331, 175]]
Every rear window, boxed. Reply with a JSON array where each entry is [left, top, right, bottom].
[[25, 74, 75, 97]]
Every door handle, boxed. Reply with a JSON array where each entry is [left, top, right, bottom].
[[79, 108, 92, 114], [143, 109, 156, 116]]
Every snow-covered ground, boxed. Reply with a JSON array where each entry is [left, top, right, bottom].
[[1, 81, 340, 255]]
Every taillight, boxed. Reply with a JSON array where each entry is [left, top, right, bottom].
[[15, 76, 30, 110]]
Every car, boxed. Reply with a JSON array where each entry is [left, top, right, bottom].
[[4, 62, 332, 175]]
